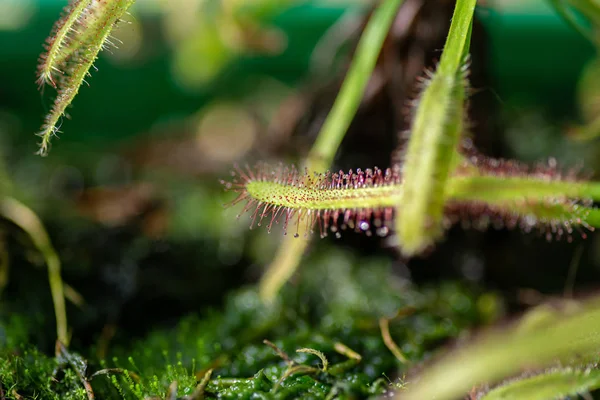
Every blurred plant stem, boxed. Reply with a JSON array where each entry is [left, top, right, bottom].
[[401, 298, 600, 400], [550, 0, 600, 45], [0, 198, 69, 347], [258, 0, 404, 303]]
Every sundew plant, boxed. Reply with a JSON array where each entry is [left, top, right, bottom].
[[11, 0, 600, 399]]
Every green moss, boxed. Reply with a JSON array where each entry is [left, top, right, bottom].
[[89, 250, 491, 398], [0, 347, 87, 400], [0, 249, 493, 399]]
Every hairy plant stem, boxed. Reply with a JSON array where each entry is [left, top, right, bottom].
[[395, 0, 475, 256], [246, 174, 600, 211]]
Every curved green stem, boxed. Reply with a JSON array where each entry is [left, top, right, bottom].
[[0, 198, 69, 347], [259, 0, 405, 303]]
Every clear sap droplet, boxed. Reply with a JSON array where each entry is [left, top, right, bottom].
[[376, 226, 390, 237], [524, 215, 536, 228], [359, 221, 369, 231]]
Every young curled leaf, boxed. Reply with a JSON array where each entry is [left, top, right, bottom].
[[37, 0, 93, 89], [36, 0, 136, 155]]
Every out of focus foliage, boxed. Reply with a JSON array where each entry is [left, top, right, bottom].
[[1, 250, 496, 398], [4, 0, 600, 399]]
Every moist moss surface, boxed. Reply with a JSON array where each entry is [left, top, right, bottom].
[[0, 250, 493, 399]]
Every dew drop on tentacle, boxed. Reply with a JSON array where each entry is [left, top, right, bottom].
[[220, 162, 407, 239], [267, 206, 280, 233], [376, 226, 390, 237], [304, 209, 312, 238], [373, 212, 383, 228]]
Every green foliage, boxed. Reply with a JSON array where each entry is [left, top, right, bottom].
[[97, 251, 487, 399], [0, 347, 87, 400], [36, 0, 136, 155], [396, 0, 475, 256], [0, 250, 491, 399], [305, 0, 404, 175], [571, 58, 600, 140], [0, 317, 87, 400], [0, 197, 68, 346], [259, 0, 405, 302], [19, 1, 600, 399], [550, 0, 600, 46], [235, 164, 600, 241], [236, 0, 600, 284], [401, 299, 600, 400], [481, 368, 600, 400]]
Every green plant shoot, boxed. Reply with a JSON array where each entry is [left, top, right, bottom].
[[395, 0, 476, 256], [258, 0, 404, 302]]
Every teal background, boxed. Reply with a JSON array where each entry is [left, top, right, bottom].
[[0, 0, 596, 153]]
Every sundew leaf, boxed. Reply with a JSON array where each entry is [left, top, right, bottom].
[[481, 368, 600, 400], [37, 0, 93, 89], [225, 162, 600, 242], [36, 0, 136, 156], [399, 299, 600, 400], [395, 0, 476, 256]]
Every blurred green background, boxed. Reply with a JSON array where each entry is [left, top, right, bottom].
[[2, 0, 600, 397], [0, 0, 599, 342]]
